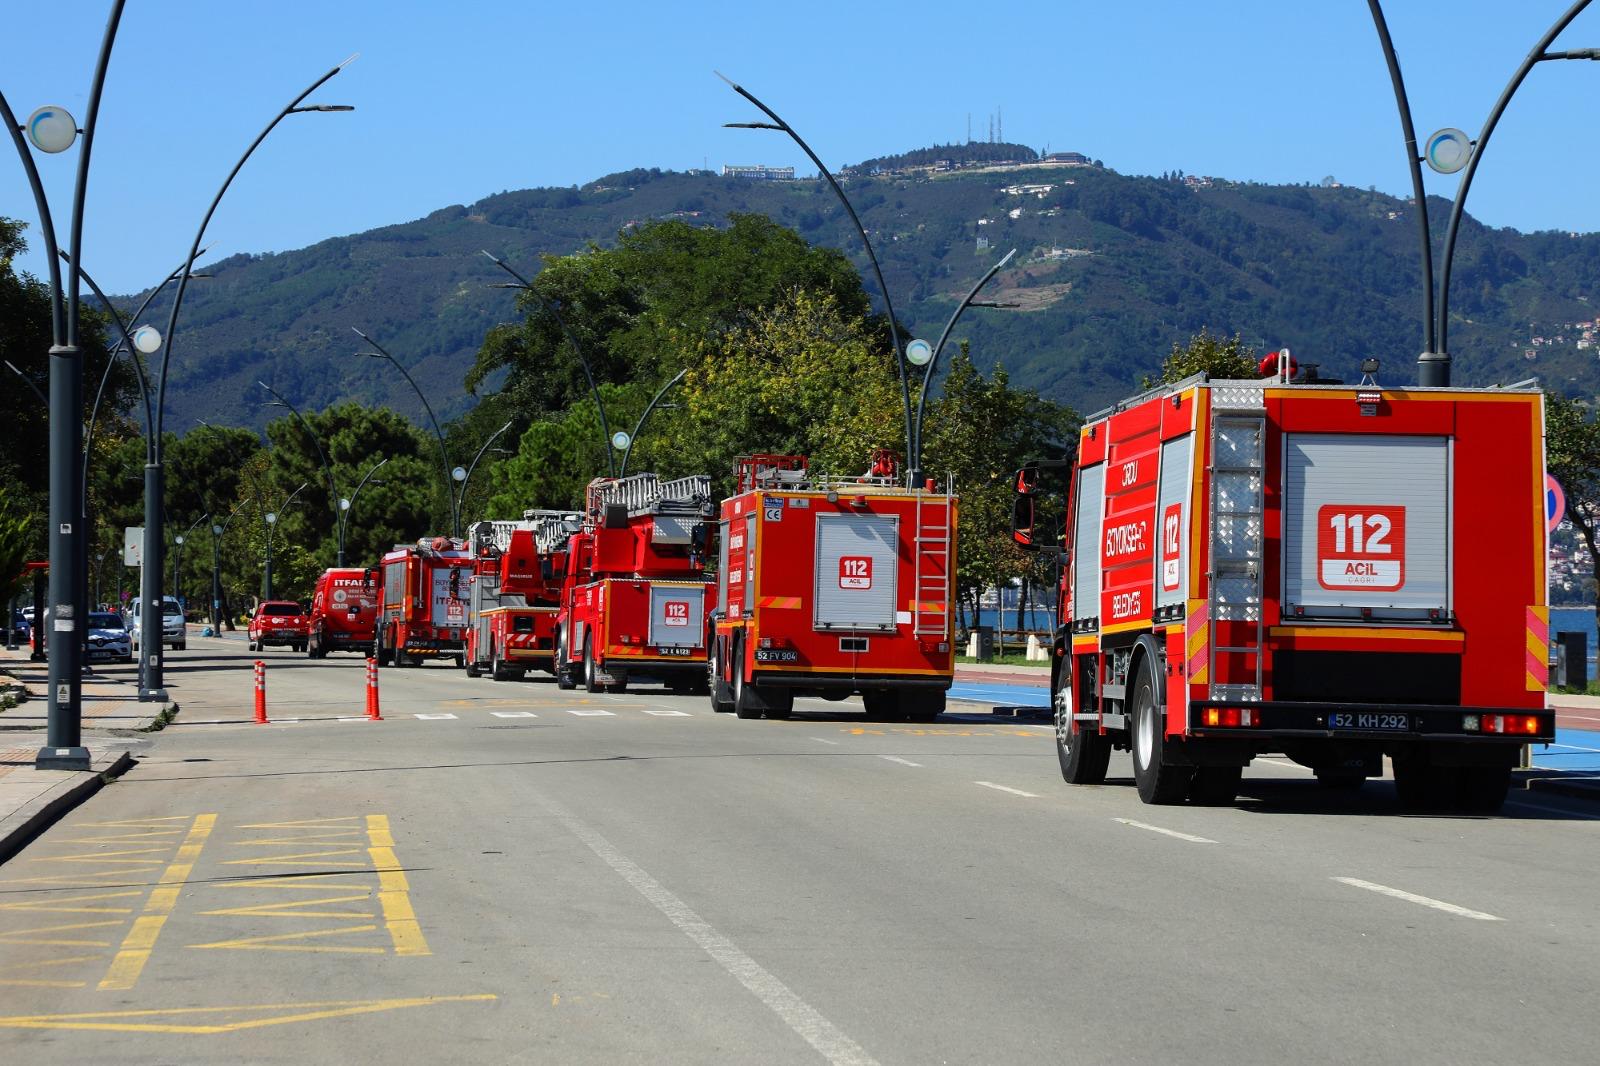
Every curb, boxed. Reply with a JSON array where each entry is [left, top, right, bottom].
[[1521, 775, 1600, 802], [0, 750, 135, 866]]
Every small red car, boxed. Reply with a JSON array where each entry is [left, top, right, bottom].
[[249, 600, 310, 652]]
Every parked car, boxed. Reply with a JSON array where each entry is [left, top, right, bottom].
[[128, 596, 187, 652], [85, 611, 133, 664], [6, 610, 29, 644], [248, 601, 310, 652]]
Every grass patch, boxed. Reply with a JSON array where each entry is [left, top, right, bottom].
[[139, 702, 179, 732], [956, 654, 1050, 668]]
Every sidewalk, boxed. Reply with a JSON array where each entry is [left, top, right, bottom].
[[0, 644, 170, 866]]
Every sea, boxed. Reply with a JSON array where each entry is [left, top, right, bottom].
[[1551, 606, 1597, 652]]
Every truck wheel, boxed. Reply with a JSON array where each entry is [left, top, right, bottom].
[[763, 687, 794, 719], [583, 639, 602, 694], [491, 649, 511, 682], [1130, 657, 1192, 805], [1055, 667, 1109, 785], [709, 640, 735, 713], [1392, 755, 1448, 810], [903, 690, 944, 724], [554, 630, 576, 690], [1315, 769, 1366, 791], [861, 690, 901, 721], [1454, 765, 1511, 813], [733, 648, 763, 719], [1188, 765, 1242, 806]]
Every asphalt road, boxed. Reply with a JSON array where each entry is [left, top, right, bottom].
[[1, 635, 1596, 1064]]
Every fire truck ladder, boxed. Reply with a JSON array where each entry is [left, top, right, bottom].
[[913, 490, 953, 639], [591, 474, 713, 518], [1206, 386, 1265, 702]]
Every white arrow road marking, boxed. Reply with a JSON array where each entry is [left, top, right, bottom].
[[1332, 877, 1502, 921]]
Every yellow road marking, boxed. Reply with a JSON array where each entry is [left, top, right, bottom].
[[213, 875, 370, 891], [235, 817, 362, 828], [0, 919, 123, 947], [366, 815, 430, 956], [98, 813, 216, 991], [199, 893, 372, 920], [189, 924, 385, 954], [73, 817, 191, 827], [0, 979, 87, 988], [0, 889, 139, 914], [218, 848, 367, 867], [0, 994, 498, 1034]]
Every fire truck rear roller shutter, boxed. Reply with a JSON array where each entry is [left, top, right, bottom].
[[814, 513, 898, 632], [649, 585, 706, 648], [1283, 434, 1449, 619], [1073, 463, 1104, 622]]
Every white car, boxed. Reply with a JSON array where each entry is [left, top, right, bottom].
[[86, 611, 133, 663], [129, 596, 187, 652]]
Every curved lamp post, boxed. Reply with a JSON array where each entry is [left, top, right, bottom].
[[138, 56, 355, 702], [718, 71, 915, 477], [619, 370, 687, 478], [1367, 0, 1597, 385], [262, 482, 309, 601], [172, 513, 210, 615], [456, 420, 514, 524], [482, 250, 617, 476], [258, 381, 341, 560], [209, 498, 253, 631], [908, 248, 1019, 483], [0, 0, 125, 766], [351, 327, 463, 537], [338, 457, 389, 567]]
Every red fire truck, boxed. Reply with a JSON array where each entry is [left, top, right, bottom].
[[463, 512, 580, 681], [306, 567, 378, 658], [1011, 358, 1554, 811], [374, 536, 474, 668], [708, 454, 958, 721], [553, 473, 715, 693]]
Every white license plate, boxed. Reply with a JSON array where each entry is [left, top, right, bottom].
[[1329, 712, 1409, 731]]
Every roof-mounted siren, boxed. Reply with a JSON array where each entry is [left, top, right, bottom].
[[1257, 348, 1297, 383], [865, 448, 898, 483]]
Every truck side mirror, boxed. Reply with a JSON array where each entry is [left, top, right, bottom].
[[1011, 495, 1036, 549], [540, 558, 554, 581], [1014, 467, 1038, 496]]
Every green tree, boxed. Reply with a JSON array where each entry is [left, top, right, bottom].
[[1151, 327, 1258, 385], [1545, 392, 1600, 626], [468, 213, 874, 420], [0, 493, 34, 606]]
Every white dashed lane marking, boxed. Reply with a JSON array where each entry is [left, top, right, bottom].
[[1114, 818, 1218, 845], [643, 708, 693, 717], [567, 708, 616, 717], [975, 781, 1039, 798], [413, 713, 457, 720], [878, 756, 922, 767], [811, 738, 841, 746], [491, 711, 538, 718], [1332, 877, 1503, 921]]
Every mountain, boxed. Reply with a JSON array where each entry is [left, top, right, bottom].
[[131, 156, 1600, 433]]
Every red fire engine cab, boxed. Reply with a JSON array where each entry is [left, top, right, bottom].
[[1012, 359, 1555, 811], [374, 536, 473, 668], [463, 512, 581, 681], [553, 473, 716, 694], [708, 454, 957, 721]]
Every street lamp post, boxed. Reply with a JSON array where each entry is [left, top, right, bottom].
[[261, 482, 308, 601], [209, 498, 252, 632], [1367, 0, 1597, 385], [351, 328, 466, 536], [139, 57, 356, 703], [0, 0, 126, 769], [482, 251, 617, 476], [337, 457, 389, 567], [172, 513, 209, 617], [718, 71, 915, 477], [258, 381, 341, 560], [619, 371, 686, 478], [455, 420, 514, 522]]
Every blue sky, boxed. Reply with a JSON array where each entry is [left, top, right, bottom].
[[6, 1, 1600, 294]]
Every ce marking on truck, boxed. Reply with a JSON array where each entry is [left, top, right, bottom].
[[764, 505, 784, 522]]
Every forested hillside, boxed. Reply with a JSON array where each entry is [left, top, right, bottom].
[[109, 158, 1600, 432]]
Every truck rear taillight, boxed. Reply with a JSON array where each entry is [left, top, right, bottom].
[[1203, 707, 1255, 728], [759, 637, 792, 650], [1463, 713, 1541, 735]]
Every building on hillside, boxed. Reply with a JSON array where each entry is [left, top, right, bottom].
[[721, 164, 795, 181], [1042, 152, 1091, 165]]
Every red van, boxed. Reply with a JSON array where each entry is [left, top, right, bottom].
[[307, 568, 379, 658]]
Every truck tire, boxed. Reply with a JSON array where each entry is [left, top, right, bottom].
[[733, 648, 763, 719], [491, 649, 514, 682], [708, 639, 735, 713], [1130, 656, 1192, 805], [1055, 664, 1109, 785], [1392, 755, 1448, 810], [1315, 769, 1366, 791], [1188, 765, 1242, 806], [465, 651, 481, 678], [903, 689, 944, 724], [583, 638, 603, 694], [1454, 765, 1511, 813], [554, 630, 576, 690], [861, 690, 901, 721]]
